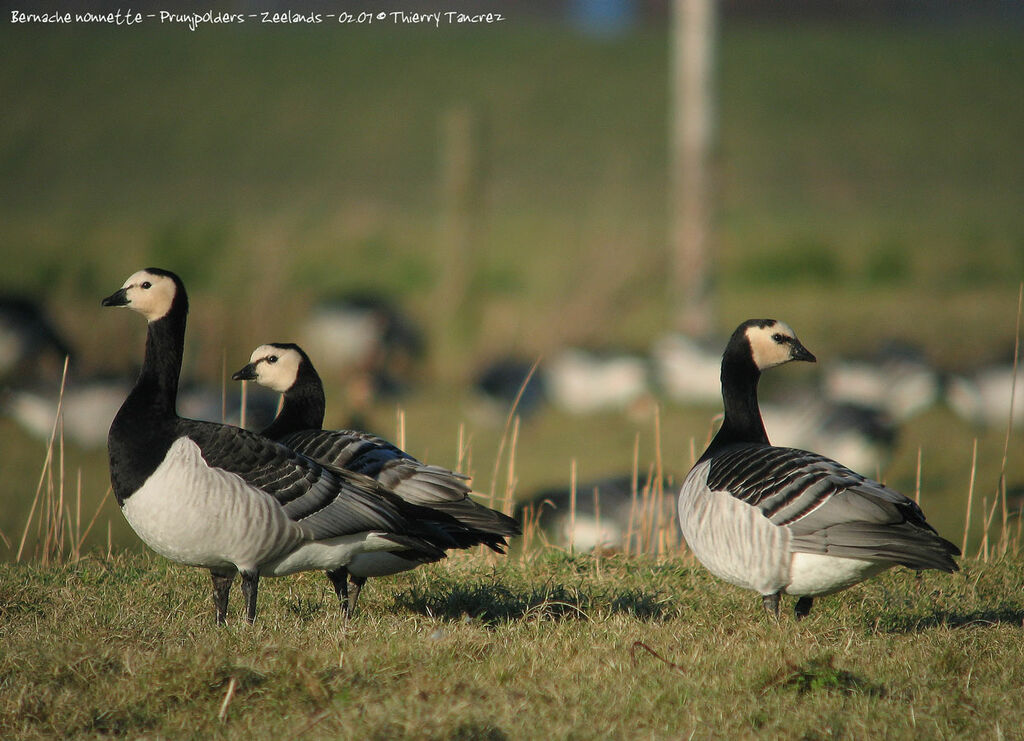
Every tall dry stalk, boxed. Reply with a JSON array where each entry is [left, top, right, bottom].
[[995, 283, 1022, 556], [16, 357, 115, 564], [486, 359, 539, 511], [961, 438, 978, 556], [396, 406, 406, 451], [17, 357, 70, 563], [568, 459, 577, 555]]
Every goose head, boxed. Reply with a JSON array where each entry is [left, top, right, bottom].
[[101, 268, 185, 322], [737, 319, 816, 371], [232, 343, 306, 393]]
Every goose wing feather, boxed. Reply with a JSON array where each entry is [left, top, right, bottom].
[[706, 444, 960, 570], [179, 420, 452, 544], [280, 428, 522, 538]]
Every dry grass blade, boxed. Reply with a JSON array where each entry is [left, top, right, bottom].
[[630, 641, 685, 676], [569, 459, 577, 555], [77, 487, 113, 555], [501, 415, 520, 517], [218, 676, 238, 722], [961, 438, 978, 556], [996, 283, 1022, 556], [16, 356, 70, 563], [486, 357, 540, 509], [626, 433, 640, 556]]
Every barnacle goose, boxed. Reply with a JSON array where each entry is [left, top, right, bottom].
[[946, 361, 1024, 430], [515, 472, 676, 554], [232, 342, 521, 616], [678, 319, 959, 619], [544, 347, 650, 415], [3, 374, 130, 448], [102, 268, 463, 625], [823, 341, 941, 423]]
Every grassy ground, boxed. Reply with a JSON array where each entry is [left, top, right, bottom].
[[2, 549, 1023, 739]]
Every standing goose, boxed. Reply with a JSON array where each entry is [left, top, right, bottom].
[[102, 268, 463, 625], [678, 319, 959, 619], [232, 342, 521, 616]]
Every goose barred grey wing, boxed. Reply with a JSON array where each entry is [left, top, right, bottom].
[[179, 419, 452, 546], [281, 429, 468, 497], [280, 428, 521, 539], [706, 444, 959, 571]]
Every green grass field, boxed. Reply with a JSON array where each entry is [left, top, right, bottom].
[[2, 551, 1023, 739]]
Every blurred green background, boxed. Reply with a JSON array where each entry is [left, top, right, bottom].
[[1, 3, 1022, 558]]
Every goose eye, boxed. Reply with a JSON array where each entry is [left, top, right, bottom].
[[141, 281, 152, 289], [267, 356, 278, 364], [772, 333, 786, 343]]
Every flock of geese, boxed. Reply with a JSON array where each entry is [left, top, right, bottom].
[[82, 267, 962, 624]]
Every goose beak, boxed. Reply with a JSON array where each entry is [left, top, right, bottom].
[[232, 363, 258, 382], [101, 288, 129, 307], [791, 341, 816, 363]]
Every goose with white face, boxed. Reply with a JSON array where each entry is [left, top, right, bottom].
[[746, 320, 816, 371], [231, 344, 303, 393], [100, 269, 178, 322]]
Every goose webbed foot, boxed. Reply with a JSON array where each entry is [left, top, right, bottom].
[[211, 570, 236, 625], [240, 570, 260, 624], [762, 591, 781, 619], [794, 596, 814, 620]]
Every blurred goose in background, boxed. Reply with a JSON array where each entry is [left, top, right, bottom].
[[0, 295, 73, 384], [299, 292, 425, 427], [471, 356, 547, 424], [2, 374, 280, 449], [760, 396, 898, 477], [233, 342, 521, 617], [300, 293, 423, 380], [946, 359, 1024, 430], [543, 347, 650, 415], [822, 340, 941, 423], [102, 268, 466, 624], [678, 319, 959, 620], [515, 472, 676, 553], [650, 332, 724, 406], [2, 374, 130, 448]]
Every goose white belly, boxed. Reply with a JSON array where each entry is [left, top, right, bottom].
[[262, 533, 415, 577], [786, 553, 890, 596], [678, 461, 791, 596], [121, 437, 303, 572], [348, 551, 421, 579]]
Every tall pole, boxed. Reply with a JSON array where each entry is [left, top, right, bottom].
[[669, 0, 717, 336], [435, 105, 478, 377]]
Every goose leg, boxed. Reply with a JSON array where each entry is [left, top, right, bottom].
[[211, 570, 235, 625], [762, 591, 781, 618], [347, 576, 367, 618], [240, 570, 260, 624], [326, 567, 350, 615], [794, 596, 814, 620]]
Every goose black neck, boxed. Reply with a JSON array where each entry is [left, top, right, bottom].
[[135, 308, 187, 417], [261, 365, 326, 439], [703, 340, 769, 458]]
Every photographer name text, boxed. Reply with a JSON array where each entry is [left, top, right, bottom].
[[10, 9, 505, 31]]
